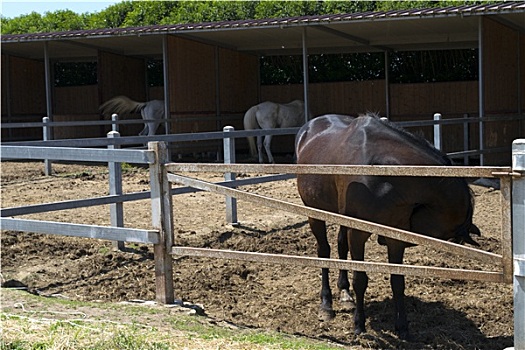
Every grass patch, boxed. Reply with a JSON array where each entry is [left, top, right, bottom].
[[1, 289, 341, 350]]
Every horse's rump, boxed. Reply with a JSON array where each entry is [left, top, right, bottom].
[[99, 95, 165, 136], [243, 100, 309, 163]]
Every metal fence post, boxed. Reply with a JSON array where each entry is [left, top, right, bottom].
[[433, 113, 442, 150], [223, 126, 238, 225], [43, 117, 52, 176], [111, 114, 119, 132], [108, 131, 124, 251], [463, 113, 470, 165], [512, 139, 525, 350], [149, 141, 175, 304]]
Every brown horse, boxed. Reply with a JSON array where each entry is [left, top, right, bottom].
[[295, 113, 480, 339]]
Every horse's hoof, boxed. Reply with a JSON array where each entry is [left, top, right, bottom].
[[339, 289, 355, 310], [354, 325, 366, 336], [397, 330, 410, 341], [318, 308, 335, 322], [396, 328, 410, 341], [395, 321, 410, 340]]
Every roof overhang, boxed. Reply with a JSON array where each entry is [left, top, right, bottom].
[[1, 3, 524, 61]]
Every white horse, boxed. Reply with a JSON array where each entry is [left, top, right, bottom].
[[243, 100, 311, 163], [99, 95, 165, 136]]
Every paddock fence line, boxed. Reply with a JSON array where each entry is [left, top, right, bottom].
[[3, 113, 523, 167], [166, 147, 524, 349], [1, 139, 524, 348], [167, 162, 513, 283]]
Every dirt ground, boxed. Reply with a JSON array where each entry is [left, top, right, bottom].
[[1, 160, 514, 349]]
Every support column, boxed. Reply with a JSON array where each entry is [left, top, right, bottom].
[[478, 17, 485, 166], [162, 35, 171, 136], [384, 51, 390, 119], [302, 27, 310, 122], [44, 42, 53, 139]]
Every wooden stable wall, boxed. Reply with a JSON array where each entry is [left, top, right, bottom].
[[166, 35, 258, 155], [261, 80, 480, 156], [261, 80, 387, 117], [218, 47, 259, 128], [482, 17, 524, 164], [261, 80, 388, 155], [98, 51, 148, 137], [1, 55, 46, 141], [53, 85, 99, 139]]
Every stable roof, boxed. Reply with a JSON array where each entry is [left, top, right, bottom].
[[2, 2, 525, 61]]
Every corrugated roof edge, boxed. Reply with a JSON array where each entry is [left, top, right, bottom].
[[2, 1, 524, 43]]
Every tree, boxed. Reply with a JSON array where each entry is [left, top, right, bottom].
[[1, 12, 46, 34], [84, 1, 135, 29]]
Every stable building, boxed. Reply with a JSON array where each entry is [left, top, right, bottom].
[[2, 2, 524, 165]]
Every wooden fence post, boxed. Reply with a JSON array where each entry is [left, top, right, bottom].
[[108, 131, 124, 251], [223, 126, 238, 225], [149, 141, 175, 304], [43, 117, 52, 176], [512, 139, 525, 350]]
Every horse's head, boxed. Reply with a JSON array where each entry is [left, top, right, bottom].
[[409, 179, 480, 246]]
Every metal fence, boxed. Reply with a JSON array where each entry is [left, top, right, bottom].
[[3, 113, 524, 166]]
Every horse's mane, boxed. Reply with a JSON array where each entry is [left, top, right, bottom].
[[362, 113, 452, 166]]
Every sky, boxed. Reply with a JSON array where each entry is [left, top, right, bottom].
[[1, 1, 124, 19]]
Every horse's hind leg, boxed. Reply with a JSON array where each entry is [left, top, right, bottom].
[[350, 229, 369, 335], [148, 121, 161, 136], [309, 217, 335, 321], [263, 135, 274, 163], [139, 124, 149, 136], [257, 135, 264, 163], [387, 241, 409, 340], [337, 226, 354, 308]]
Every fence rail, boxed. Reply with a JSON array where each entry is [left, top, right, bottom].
[[171, 247, 505, 283], [0, 218, 159, 244], [167, 163, 512, 178], [1, 145, 156, 164], [167, 170, 507, 272]]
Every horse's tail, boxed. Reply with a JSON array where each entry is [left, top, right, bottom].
[[99, 95, 146, 118], [243, 106, 260, 158]]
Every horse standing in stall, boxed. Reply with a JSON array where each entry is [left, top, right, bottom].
[[99, 95, 165, 136], [295, 113, 481, 339], [243, 100, 311, 163]]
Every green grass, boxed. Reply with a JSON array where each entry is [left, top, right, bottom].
[[1, 289, 342, 350]]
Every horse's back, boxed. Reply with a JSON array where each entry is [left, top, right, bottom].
[[253, 100, 306, 129], [297, 114, 448, 166], [296, 114, 356, 162], [296, 114, 438, 212]]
